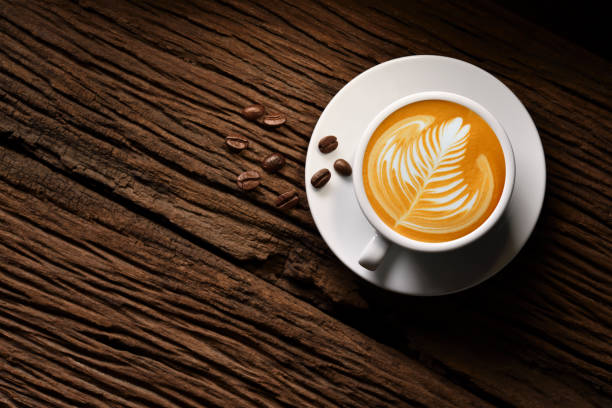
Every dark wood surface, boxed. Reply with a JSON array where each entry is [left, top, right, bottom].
[[0, 0, 610, 406]]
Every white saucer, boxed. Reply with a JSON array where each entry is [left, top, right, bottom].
[[305, 55, 546, 296]]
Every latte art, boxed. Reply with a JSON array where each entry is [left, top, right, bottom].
[[363, 100, 505, 242]]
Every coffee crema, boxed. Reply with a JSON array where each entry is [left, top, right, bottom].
[[363, 100, 506, 243]]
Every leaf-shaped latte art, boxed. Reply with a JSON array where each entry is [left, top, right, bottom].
[[365, 115, 495, 239]]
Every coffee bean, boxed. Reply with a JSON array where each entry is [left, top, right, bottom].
[[225, 135, 249, 152], [261, 152, 285, 173], [237, 170, 260, 191], [333, 158, 352, 176], [275, 190, 299, 210], [262, 113, 286, 128], [242, 104, 265, 121], [311, 168, 331, 188], [318, 135, 338, 153]]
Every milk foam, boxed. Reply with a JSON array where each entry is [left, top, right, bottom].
[[364, 112, 498, 240]]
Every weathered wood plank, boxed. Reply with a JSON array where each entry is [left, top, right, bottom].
[[0, 0, 610, 406], [0, 146, 491, 407]]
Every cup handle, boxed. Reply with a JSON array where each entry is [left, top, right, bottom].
[[358, 233, 390, 271]]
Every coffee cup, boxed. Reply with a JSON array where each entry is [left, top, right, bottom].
[[353, 91, 515, 270]]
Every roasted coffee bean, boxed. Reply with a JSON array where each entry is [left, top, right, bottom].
[[311, 168, 331, 188], [236, 170, 260, 191], [242, 104, 265, 121], [333, 158, 352, 176], [318, 135, 338, 153], [225, 135, 249, 151], [262, 113, 286, 128], [261, 152, 286, 173], [275, 190, 299, 210]]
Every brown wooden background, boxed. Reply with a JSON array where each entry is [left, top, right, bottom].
[[0, 0, 610, 407]]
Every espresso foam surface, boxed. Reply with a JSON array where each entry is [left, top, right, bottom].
[[363, 100, 505, 242]]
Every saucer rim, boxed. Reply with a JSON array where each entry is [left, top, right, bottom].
[[305, 55, 546, 296]]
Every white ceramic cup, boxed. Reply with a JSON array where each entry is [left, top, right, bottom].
[[353, 91, 516, 270]]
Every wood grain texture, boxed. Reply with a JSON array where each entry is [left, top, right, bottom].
[[0, 0, 610, 407]]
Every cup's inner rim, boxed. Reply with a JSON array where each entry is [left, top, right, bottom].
[[354, 92, 515, 249]]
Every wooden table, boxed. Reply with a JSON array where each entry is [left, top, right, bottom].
[[0, 1, 610, 406]]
